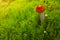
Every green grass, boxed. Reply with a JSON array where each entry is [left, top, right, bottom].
[[0, 0, 60, 40]]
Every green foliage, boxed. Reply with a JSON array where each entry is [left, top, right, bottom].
[[0, 0, 60, 40]]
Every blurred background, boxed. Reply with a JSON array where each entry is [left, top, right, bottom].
[[0, 0, 60, 40]]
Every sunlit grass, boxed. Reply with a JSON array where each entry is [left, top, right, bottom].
[[0, 0, 60, 40]]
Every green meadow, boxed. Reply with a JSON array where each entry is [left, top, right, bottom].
[[0, 0, 60, 40]]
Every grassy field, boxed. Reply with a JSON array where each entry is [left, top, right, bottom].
[[0, 0, 60, 40]]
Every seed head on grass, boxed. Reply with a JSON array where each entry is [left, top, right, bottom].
[[45, 14, 48, 17]]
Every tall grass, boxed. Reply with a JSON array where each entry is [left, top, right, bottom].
[[0, 0, 60, 40]]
